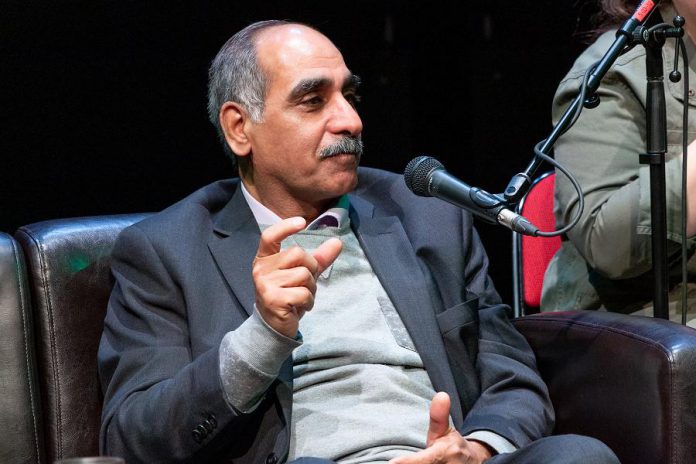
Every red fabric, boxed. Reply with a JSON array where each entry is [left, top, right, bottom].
[[520, 173, 561, 308]]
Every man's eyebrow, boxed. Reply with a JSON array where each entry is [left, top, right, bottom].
[[288, 74, 362, 102], [288, 77, 331, 101]]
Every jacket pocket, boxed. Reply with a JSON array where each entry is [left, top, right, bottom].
[[436, 297, 480, 412], [436, 298, 479, 336]]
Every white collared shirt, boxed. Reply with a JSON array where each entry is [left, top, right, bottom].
[[239, 181, 349, 229]]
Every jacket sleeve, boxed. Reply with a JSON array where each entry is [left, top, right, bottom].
[[98, 224, 263, 463], [459, 213, 555, 448], [552, 42, 688, 280]]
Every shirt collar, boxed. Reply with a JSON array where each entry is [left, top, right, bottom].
[[240, 181, 349, 229]]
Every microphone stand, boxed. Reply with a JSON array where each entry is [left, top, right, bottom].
[[634, 21, 684, 319], [500, 5, 684, 319]]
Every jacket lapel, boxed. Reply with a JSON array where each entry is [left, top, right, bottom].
[[208, 185, 259, 317], [349, 195, 464, 426], [207, 186, 294, 390]]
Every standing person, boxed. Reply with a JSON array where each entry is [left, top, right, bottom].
[[98, 20, 618, 463], [542, 0, 696, 321]]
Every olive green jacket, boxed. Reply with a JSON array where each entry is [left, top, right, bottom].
[[541, 6, 696, 315]]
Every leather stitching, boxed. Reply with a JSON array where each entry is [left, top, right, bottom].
[[12, 236, 42, 462], [23, 226, 64, 459]]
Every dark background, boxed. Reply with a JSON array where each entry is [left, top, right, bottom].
[[2, 0, 595, 303]]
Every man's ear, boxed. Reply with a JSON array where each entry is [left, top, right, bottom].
[[219, 102, 252, 156]]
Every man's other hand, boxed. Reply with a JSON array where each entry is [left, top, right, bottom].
[[390, 392, 493, 464], [252, 217, 342, 338]]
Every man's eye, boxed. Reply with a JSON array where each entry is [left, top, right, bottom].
[[301, 96, 324, 106]]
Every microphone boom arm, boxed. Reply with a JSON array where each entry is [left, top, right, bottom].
[[502, 0, 661, 204]]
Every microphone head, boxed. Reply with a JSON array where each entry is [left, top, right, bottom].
[[404, 156, 444, 196]]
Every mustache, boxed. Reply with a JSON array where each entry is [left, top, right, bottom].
[[319, 136, 363, 160]]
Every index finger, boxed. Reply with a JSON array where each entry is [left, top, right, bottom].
[[256, 217, 307, 258]]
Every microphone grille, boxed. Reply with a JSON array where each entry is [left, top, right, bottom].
[[404, 156, 444, 196]]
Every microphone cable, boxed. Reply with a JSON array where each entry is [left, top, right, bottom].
[[675, 34, 690, 325], [527, 0, 669, 237], [527, 60, 600, 238]]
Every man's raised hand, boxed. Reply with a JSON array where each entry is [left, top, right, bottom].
[[252, 217, 342, 338], [390, 392, 493, 464]]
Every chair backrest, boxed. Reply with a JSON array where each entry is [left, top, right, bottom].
[[0, 233, 45, 464], [15, 213, 150, 463], [512, 172, 561, 316]]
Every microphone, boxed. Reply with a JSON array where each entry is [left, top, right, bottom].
[[404, 156, 540, 236], [624, 0, 660, 31], [585, 0, 661, 97]]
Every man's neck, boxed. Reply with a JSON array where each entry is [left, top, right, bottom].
[[240, 178, 334, 224]]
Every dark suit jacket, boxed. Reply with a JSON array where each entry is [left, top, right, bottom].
[[98, 167, 553, 464]]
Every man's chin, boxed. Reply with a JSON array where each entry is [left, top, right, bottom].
[[331, 170, 359, 195]]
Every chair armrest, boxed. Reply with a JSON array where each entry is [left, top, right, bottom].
[[513, 310, 696, 464]]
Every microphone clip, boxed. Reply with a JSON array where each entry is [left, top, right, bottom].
[[629, 15, 685, 47]]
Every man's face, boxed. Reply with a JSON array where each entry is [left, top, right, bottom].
[[244, 25, 363, 212]]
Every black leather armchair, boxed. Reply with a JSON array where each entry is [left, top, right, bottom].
[[7, 213, 696, 464], [15, 214, 149, 463], [0, 233, 45, 464], [514, 310, 696, 464]]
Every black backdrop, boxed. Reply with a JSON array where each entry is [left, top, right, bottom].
[[2, 0, 593, 303]]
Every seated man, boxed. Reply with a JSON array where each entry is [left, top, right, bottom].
[[97, 20, 618, 464]]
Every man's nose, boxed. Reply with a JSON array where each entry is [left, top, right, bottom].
[[327, 95, 363, 136]]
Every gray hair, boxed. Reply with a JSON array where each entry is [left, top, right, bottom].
[[207, 20, 291, 159]]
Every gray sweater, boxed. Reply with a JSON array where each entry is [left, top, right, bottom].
[[286, 223, 434, 462], [220, 221, 435, 462]]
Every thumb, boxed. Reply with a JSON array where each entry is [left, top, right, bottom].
[[312, 238, 342, 274], [427, 392, 453, 446]]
